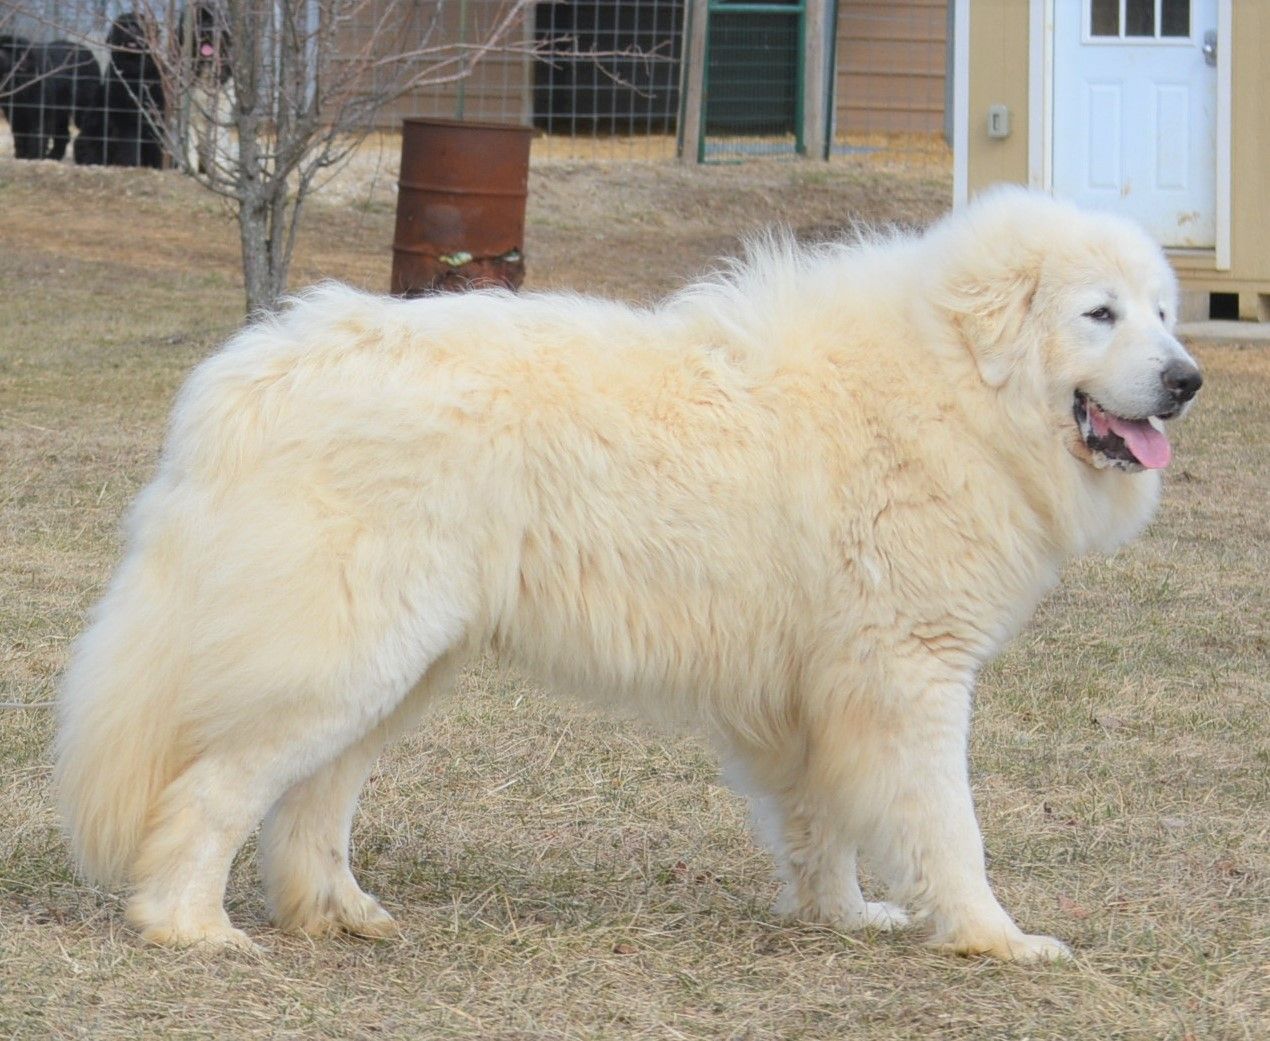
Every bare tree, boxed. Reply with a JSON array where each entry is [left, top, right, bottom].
[[3, 0, 533, 313], [188, 0, 539, 312]]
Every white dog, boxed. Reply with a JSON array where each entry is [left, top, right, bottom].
[[55, 188, 1201, 958], [178, 2, 235, 177]]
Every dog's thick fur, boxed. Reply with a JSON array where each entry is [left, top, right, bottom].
[[56, 188, 1200, 958]]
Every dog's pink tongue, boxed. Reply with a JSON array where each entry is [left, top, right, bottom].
[[1107, 415, 1172, 469]]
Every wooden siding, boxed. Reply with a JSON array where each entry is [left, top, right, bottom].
[[835, 0, 948, 135]]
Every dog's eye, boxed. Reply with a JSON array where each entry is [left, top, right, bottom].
[[1083, 306, 1116, 324], [1158, 308, 1167, 322]]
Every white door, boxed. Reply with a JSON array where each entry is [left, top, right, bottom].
[[1052, 0, 1218, 247]]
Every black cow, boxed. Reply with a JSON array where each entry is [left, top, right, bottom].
[[0, 35, 101, 161]]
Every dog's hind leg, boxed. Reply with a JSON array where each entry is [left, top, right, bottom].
[[259, 651, 465, 938], [126, 745, 292, 948], [125, 654, 450, 949], [120, 566, 473, 949], [126, 652, 461, 948]]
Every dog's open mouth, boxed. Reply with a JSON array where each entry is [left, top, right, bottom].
[[1073, 391, 1173, 471]]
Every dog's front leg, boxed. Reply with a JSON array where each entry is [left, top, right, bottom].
[[862, 675, 1071, 961], [723, 748, 909, 934]]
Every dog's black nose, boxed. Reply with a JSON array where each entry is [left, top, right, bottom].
[[1162, 361, 1203, 403]]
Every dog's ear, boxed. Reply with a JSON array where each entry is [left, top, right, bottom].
[[941, 263, 1041, 389], [926, 188, 1057, 389]]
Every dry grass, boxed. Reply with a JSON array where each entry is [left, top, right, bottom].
[[0, 152, 1266, 1041]]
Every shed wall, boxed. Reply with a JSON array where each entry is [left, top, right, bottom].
[[835, 0, 948, 135], [963, 0, 1027, 188]]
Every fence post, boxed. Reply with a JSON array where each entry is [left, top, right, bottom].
[[677, 0, 709, 163], [803, 0, 836, 160]]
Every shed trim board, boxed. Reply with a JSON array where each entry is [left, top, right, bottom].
[[1026, 0, 1049, 191], [952, 0, 970, 205], [1215, 0, 1231, 270], [962, 0, 1232, 274]]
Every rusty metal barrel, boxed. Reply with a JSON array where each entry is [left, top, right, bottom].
[[391, 118, 533, 295]]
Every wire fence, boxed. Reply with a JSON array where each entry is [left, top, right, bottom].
[[0, 0, 951, 167]]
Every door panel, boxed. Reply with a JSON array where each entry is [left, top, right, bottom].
[[1086, 84, 1122, 190], [1053, 0, 1218, 247]]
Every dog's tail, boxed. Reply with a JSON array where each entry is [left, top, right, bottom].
[[54, 502, 192, 886]]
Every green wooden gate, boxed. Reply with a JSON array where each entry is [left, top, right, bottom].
[[699, 0, 806, 161]]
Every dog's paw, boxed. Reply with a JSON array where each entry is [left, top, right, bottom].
[[137, 920, 256, 950], [775, 888, 910, 933], [849, 901, 910, 932], [127, 897, 257, 950], [334, 893, 400, 940], [1001, 932, 1073, 963], [933, 929, 1072, 963], [274, 887, 400, 940]]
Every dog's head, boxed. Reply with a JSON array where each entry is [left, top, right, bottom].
[[182, 3, 232, 79], [0, 35, 32, 85], [933, 187, 1202, 473], [108, 13, 155, 54]]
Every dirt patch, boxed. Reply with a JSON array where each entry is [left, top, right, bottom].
[[0, 146, 951, 305]]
